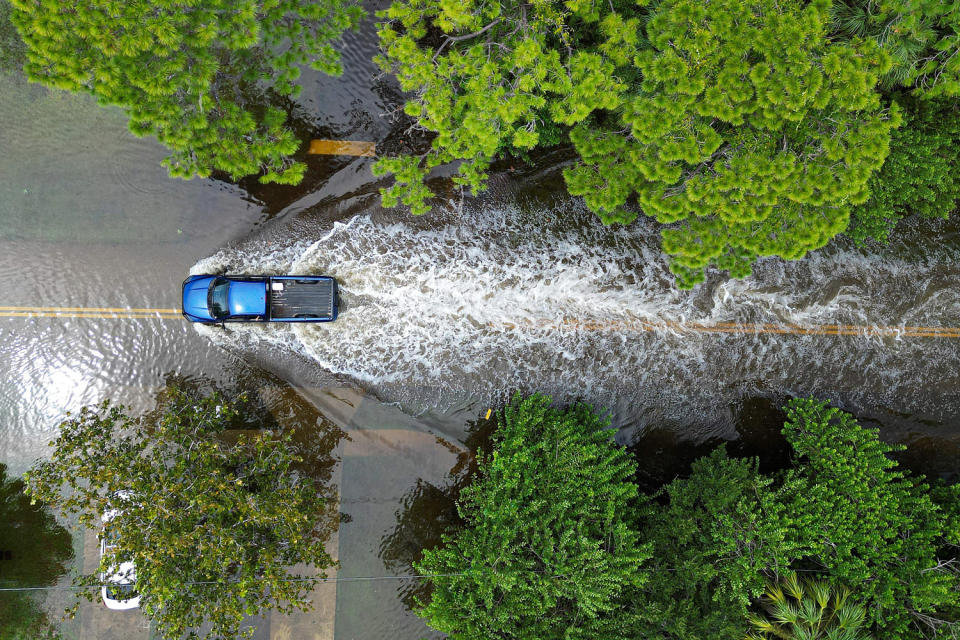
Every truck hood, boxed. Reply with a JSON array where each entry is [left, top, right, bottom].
[[182, 276, 214, 321]]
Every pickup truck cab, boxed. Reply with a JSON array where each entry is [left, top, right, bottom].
[[182, 275, 338, 323]]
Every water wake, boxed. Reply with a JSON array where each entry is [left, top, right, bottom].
[[193, 204, 960, 432]]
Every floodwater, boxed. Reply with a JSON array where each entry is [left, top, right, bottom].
[[1, 2, 960, 637]]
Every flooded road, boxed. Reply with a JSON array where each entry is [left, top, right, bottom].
[[2, 2, 960, 636], [193, 187, 960, 467]]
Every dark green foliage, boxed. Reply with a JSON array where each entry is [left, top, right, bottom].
[[746, 573, 871, 640], [635, 447, 800, 639], [781, 398, 960, 638], [638, 398, 960, 639], [24, 387, 338, 640], [847, 95, 960, 244], [11, 0, 363, 184], [415, 393, 651, 640]]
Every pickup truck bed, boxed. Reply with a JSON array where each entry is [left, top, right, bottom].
[[269, 278, 336, 320]]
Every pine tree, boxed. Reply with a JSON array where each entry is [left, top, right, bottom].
[[372, 0, 630, 214], [10, 0, 363, 184], [565, 0, 899, 287]]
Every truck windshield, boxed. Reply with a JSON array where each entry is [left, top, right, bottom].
[[207, 278, 230, 319]]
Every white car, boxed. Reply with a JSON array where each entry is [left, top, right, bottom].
[[100, 493, 140, 610]]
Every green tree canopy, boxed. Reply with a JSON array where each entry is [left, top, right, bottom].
[[634, 446, 801, 639], [565, 0, 898, 287], [781, 398, 960, 638], [847, 95, 960, 244], [372, 0, 623, 214], [11, 0, 363, 184], [24, 387, 339, 640], [637, 398, 960, 639], [415, 393, 651, 640], [375, 0, 900, 288]]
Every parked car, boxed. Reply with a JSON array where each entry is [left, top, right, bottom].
[[182, 275, 339, 323], [100, 492, 139, 610]]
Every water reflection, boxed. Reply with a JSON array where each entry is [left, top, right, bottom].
[[377, 414, 495, 610], [0, 462, 73, 636], [0, 463, 73, 587], [147, 372, 347, 489]]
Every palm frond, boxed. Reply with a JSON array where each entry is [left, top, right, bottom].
[[772, 601, 801, 626], [783, 572, 804, 601]]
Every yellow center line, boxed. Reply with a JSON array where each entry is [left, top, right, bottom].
[[493, 319, 960, 338], [0, 306, 179, 313], [0, 313, 182, 319], [0, 306, 181, 319], [2, 305, 956, 337]]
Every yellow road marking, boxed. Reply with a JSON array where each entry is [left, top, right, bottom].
[[0, 306, 181, 319], [0, 306, 178, 313], [493, 319, 960, 339], [308, 139, 376, 157], [0, 313, 181, 319], [1, 305, 957, 337]]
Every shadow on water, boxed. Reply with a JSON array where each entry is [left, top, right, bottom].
[[146, 370, 348, 491], [629, 393, 960, 493], [0, 462, 73, 635], [377, 414, 497, 610], [628, 395, 793, 495], [0, 464, 73, 588]]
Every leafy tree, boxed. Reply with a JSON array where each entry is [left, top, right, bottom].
[[781, 398, 960, 638], [415, 393, 651, 640], [637, 398, 960, 640], [372, 0, 626, 214], [831, 0, 960, 97], [11, 0, 364, 184], [847, 95, 960, 244], [635, 447, 801, 639], [24, 387, 338, 640], [565, 0, 898, 287], [745, 573, 871, 640]]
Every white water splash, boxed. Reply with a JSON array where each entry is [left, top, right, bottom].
[[192, 204, 960, 424]]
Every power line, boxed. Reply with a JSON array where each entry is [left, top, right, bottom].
[[0, 573, 468, 593]]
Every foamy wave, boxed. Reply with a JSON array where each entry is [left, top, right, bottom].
[[190, 203, 960, 421]]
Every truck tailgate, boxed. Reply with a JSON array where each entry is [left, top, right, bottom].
[[269, 278, 337, 320]]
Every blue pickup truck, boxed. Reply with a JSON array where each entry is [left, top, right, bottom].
[[182, 275, 339, 323]]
